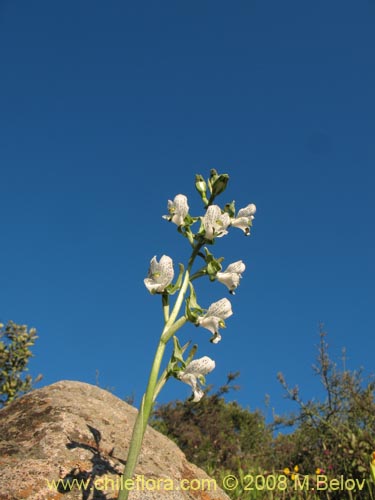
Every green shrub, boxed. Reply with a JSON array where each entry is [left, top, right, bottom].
[[0, 320, 42, 407], [152, 373, 272, 475], [274, 327, 375, 489], [152, 328, 375, 499]]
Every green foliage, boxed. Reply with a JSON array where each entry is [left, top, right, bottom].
[[0, 320, 42, 407], [152, 373, 273, 473], [151, 329, 375, 499], [273, 326, 375, 498]]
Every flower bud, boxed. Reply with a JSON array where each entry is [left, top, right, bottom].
[[211, 173, 229, 197], [195, 174, 207, 196], [207, 169, 218, 194], [209, 168, 219, 182], [195, 174, 209, 205]]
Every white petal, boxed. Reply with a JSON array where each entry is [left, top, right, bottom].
[[171, 214, 184, 226], [216, 261, 245, 292], [144, 255, 174, 293], [205, 205, 221, 222], [206, 298, 233, 320], [203, 205, 230, 240], [179, 357, 215, 401], [149, 255, 158, 273], [159, 255, 174, 283], [216, 272, 241, 291], [184, 356, 216, 375], [211, 332, 222, 344], [191, 388, 204, 402], [237, 204, 256, 218], [203, 205, 220, 239], [166, 194, 189, 226], [173, 194, 189, 214], [231, 217, 250, 233], [215, 211, 231, 238], [144, 278, 163, 293], [197, 316, 221, 335], [224, 260, 246, 274]]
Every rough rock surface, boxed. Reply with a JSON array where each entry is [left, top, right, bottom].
[[0, 381, 230, 500]]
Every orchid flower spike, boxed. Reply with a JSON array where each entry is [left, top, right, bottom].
[[144, 255, 174, 293], [231, 204, 256, 235], [197, 298, 233, 343], [163, 194, 189, 227], [216, 260, 246, 294], [178, 356, 216, 402], [202, 205, 231, 240]]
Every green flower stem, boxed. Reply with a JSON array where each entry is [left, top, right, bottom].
[[190, 268, 207, 281], [153, 322, 189, 401], [117, 244, 202, 500], [117, 339, 166, 500], [162, 315, 187, 344], [161, 275, 190, 341], [161, 242, 203, 343], [162, 293, 169, 322]]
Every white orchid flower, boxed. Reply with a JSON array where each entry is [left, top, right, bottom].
[[197, 298, 233, 343], [144, 255, 174, 293], [163, 194, 189, 226], [178, 356, 216, 402], [202, 205, 231, 240], [216, 260, 246, 294], [231, 203, 256, 235]]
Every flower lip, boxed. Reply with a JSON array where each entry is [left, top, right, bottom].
[[144, 255, 174, 293]]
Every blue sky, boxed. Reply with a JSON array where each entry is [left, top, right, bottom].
[[1, 0, 374, 424]]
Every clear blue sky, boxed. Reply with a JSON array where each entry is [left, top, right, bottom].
[[1, 1, 374, 423]]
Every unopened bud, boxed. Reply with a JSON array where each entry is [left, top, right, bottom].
[[224, 201, 236, 217], [209, 168, 219, 180], [207, 169, 218, 194], [195, 174, 209, 205], [211, 174, 229, 197]]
